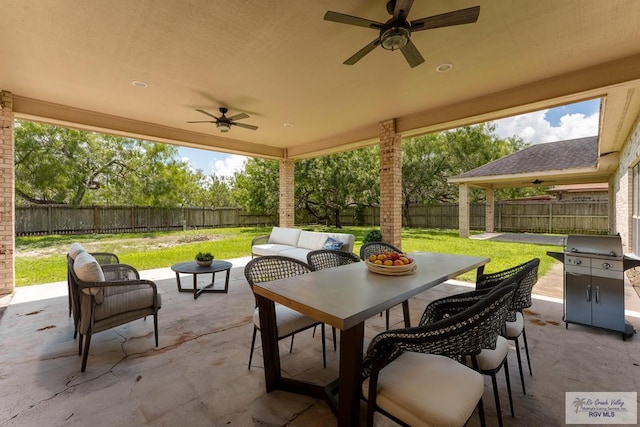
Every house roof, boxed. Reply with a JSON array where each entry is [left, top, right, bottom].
[[449, 136, 610, 188], [2, 1, 640, 166]]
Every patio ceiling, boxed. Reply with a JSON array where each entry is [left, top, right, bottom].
[[2, 1, 640, 163]]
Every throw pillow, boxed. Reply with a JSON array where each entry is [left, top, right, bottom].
[[73, 251, 105, 303], [68, 242, 86, 260], [322, 237, 344, 251]]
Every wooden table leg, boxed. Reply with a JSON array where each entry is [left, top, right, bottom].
[[402, 300, 411, 327], [338, 323, 364, 427], [256, 294, 281, 392]]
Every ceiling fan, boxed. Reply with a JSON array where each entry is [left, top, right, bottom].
[[324, 0, 480, 68], [187, 108, 258, 133]]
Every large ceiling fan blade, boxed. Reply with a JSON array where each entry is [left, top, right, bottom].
[[187, 120, 216, 123], [195, 109, 221, 120], [393, 0, 415, 21], [324, 11, 384, 30], [344, 38, 381, 65], [227, 112, 250, 121], [232, 122, 258, 131], [410, 6, 480, 32], [400, 39, 425, 68]]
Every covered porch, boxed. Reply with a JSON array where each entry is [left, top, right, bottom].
[[2, 257, 640, 426]]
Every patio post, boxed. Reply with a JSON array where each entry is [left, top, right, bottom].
[[279, 158, 295, 228], [379, 119, 402, 248], [459, 183, 470, 238], [0, 90, 15, 295], [486, 187, 495, 233]]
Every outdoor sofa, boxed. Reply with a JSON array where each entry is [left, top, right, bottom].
[[251, 226, 355, 262]]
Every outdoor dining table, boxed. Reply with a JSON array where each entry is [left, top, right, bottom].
[[253, 251, 490, 426]]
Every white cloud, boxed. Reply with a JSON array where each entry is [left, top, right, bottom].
[[180, 156, 196, 172], [211, 154, 247, 177], [491, 109, 599, 144]]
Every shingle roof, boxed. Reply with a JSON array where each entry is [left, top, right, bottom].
[[452, 136, 598, 179]]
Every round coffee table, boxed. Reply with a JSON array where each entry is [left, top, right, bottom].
[[171, 260, 233, 299]]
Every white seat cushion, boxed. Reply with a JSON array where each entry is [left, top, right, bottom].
[[252, 243, 298, 257], [253, 304, 318, 338], [466, 336, 509, 371], [278, 247, 311, 262], [268, 227, 301, 246], [363, 352, 484, 427], [506, 312, 524, 338]]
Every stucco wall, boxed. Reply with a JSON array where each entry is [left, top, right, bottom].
[[614, 119, 640, 251]]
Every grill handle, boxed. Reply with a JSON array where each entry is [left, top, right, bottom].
[[595, 286, 600, 303], [586, 285, 592, 302]]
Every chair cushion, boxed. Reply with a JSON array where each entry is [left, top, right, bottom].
[[363, 352, 484, 427], [253, 304, 318, 338], [68, 242, 86, 260], [506, 312, 524, 338], [268, 227, 302, 246], [74, 252, 105, 302], [93, 286, 157, 322], [322, 237, 344, 250], [252, 244, 299, 257], [466, 336, 509, 371]]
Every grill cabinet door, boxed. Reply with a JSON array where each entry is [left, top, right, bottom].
[[564, 256, 592, 325], [591, 261, 625, 332]]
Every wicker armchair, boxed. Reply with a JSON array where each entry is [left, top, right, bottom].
[[362, 282, 517, 427], [476, 258, 540, 394], [244, 255, 327, 369], [359, 242, 408, 330], [68, 252, 161, 372], [67, 250, 120, 339]]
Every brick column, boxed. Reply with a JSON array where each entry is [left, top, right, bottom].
[[379, 119, 402, 248], [485, 188, 495, 233], [0, 90, 14, 295], [279, 158, 295, 228], [459, 184, 470, 238]]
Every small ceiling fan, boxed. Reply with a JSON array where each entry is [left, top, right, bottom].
[[324, 0, 480, 68], [187, 107, 258, 133]]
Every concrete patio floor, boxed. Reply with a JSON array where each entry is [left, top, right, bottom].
[[1, 256, 640, 426]]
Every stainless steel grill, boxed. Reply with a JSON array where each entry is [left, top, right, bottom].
[[547, 234, 637, 340]]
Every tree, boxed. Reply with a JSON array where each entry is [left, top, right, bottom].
[[231, 158, 280, 213], [14, 120, 214, 207], [295, 147, 379, 227]]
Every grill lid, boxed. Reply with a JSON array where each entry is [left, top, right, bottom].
[[565, 234, 622, 258]]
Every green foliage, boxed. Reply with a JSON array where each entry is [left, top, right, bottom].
[[232, 158, 280, 213], [362, 229, 383, 243], [195, 251, 213, 261]]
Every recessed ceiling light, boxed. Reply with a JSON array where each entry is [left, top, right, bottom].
[[284, 123, 294, 128], [435, 63, 453, 73], [131, 80, 148, 88]]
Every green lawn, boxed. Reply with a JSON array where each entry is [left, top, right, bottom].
[[15, 226, 562, 286]]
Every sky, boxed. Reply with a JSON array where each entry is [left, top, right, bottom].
[[178, 99, 601, 177]]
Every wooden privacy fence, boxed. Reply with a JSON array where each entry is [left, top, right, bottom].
[[15, 200, 608, 236], [15, 206, 277, 236]]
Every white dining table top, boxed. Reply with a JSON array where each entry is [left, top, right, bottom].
[[253, 252, 490, 330]]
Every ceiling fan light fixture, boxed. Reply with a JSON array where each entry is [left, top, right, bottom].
[[381, 26, 410, 51], [217, 122, 231, 132]]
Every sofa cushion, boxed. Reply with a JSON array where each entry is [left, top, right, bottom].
[[68, 242, 86, 260], [252, 244, 298, 257], [297, 230, 329, 250], [322, 237, 344, 250], [268, 227, 302, 246], [278, 247, 312, 262], [74, 252, 105, 303]]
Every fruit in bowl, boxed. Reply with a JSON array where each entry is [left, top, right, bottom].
[[367, 251, 413, 266]]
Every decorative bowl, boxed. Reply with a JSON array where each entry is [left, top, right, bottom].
[[196, 260, 213, 267], [365, 259, 417, 276]]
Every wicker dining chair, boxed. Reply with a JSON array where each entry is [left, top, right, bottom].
[[244, 255, 328, 369], [359, 242, 407, 330], [421, 271, 527, 427], [361, 281, 517, 427], [476, 258, 540, 394]]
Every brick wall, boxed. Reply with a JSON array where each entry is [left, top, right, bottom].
[[614, 117, 640, 251], [279, 158, 295, 228], [0, 90, 14, 295], [379, 119, 402, 249], [459, 184, 470, 238]]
